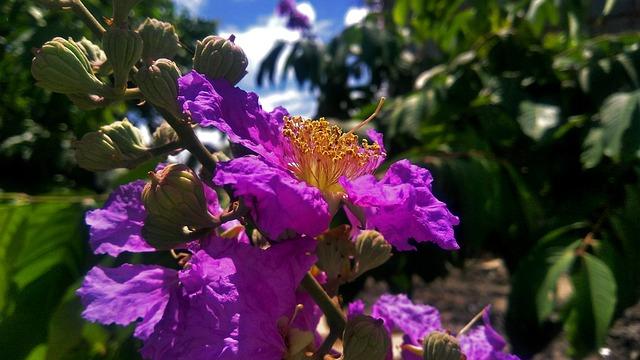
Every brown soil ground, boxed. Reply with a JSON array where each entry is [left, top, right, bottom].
[[351, 258, 640, 360]]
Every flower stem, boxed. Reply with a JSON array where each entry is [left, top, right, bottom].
[[147, 141, 182, 157], [300, 272, 346, 357], [69, 0, 105, 38], [155, 108, 218, 173]]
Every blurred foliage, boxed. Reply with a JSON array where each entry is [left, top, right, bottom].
[[0, 0, 216, 359], [258, 0, 640, 357]]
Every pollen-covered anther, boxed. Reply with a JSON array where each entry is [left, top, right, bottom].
[[281, 116, 385, 193]]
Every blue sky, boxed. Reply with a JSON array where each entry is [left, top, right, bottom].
[[173, 0, 370, 117]]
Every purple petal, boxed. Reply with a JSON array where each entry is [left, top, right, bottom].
[[213, 156, 331, 239], [457, 306, 519, 360], [366, 128, 387, 168], [371, 294, 442, 346], [77, 264, 177, 340], [86, 180, 154, 256], [347, 299, 365, 320], [178, 71, 288, 166], [482, 305, 507, 350], [341, 159, 459, 251]]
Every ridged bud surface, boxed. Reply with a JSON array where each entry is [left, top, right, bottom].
[[343, 315, 390, 360], [316, 225, 355, 282], [193, 35, 248, 85], [74, 119, 148, 171], [152, 121, 179, 146], [137, 18, 180, 62], [422, 332, 464, 360], [135, 58, 181, 115], [141, 164, 217, 248], [31, 37, 105, 94], [113, 0, 142, 25], [103, 28, 143, 92], [354, 230, 392, 277], [75, 37, 107, 71]]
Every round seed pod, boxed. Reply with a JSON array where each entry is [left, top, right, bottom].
[[422, 331, 464, 360], [134, 58, 181, 116], [353, 230, 392, 278], [193, 35, 248, 85], [102, 28, 143, 93], [31, 37, 106, 95], [74, 118, 148, 171], [343, 315, 391, 360], [137, 18, 180, 62]]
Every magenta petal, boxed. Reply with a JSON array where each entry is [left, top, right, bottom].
[[77, 264, 177, 340], [341, 160, 460, 251], [213, 156, 331, 239], [178, 71, 288, 166], [457, 306, 520, 360], [86, 180, 154, 256], [371, 294, 442, 346], [347, 299, 365, 320]]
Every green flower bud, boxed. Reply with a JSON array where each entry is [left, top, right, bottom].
[[137, 18, 180, 62], [134, 58, 181, 116], [316, 225, 355, 282], [75, 37, 107, 72], [31, 37, 106, 95], [353, 230, 392, 278], [74, 118, 148, 171], [422, 332, 464, 360], [343, 315, 390, 360], [152, 121, 179, 146], [102, 28, 143, 92], [141, 164, 217, 248], [113, 0, 141, 25], [193, 35, 248, 85]]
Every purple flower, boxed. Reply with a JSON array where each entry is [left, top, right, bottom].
[[347, 299, 365, 320], [178, 71, 459, 250], [355, 294, 519, 360], [78, 236, 317, 359], [275, 0, 311, 30], [86, 175, 248, 256]]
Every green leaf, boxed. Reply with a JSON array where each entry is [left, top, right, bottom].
[[392, 0, 410, 26], [517, 101, 560, 140], [600, 91, 640, 161], [565, 253, 617, 356], [535, 240, 580, 321]]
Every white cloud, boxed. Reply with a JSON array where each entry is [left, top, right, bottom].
[[172, 0, 205, 16], [218, 3, 320, 117], [344, 6, 369, 26]]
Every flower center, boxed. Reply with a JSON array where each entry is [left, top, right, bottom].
[[281, 116, 385, 194]]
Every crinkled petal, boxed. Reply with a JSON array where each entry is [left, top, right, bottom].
[[86, 180, 154, 256], [341, 159, 459, 251], [77, 264, 177, 340], [458, 306, 519, 360], [213, 156, 330, 239], [366, 128, 387, 168], [178, 71, 288, 166], [371, 294, 442, 346]]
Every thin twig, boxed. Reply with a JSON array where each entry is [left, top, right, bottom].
[[69, 0, 106, 37]]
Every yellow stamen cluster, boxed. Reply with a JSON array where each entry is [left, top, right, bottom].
[[282, 116, 384, 193]]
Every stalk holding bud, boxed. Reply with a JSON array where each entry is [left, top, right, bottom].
[[142, 164, 218, 249], [193, 35, 248, 85], [31, 37, 106, 95], [113, 0, 142, 26], [74, 118, 148, 171], [137, 18, 180, 62], [135, 59, 181, 116], [343, 315, 390, 360], [103, 28, 143, 93]]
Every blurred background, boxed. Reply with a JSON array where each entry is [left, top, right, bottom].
[[1, 0, 639, 359]]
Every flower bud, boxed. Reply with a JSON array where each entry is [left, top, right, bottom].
[[113, 0, 141, 25], [31, 37, 106, 95], [152, 121, 179, 146], [137, 18, 180, 62], [141, 164, 217, 248], [353, 230, 392, 278], [134, 58, 181, 116], [74, 118, 148, 171], [102, 28, 143, 92], [422, 332, 463, 360], [316, 225, 355, 282], [67, 93, 110, 110], [75, 37, 107, 72], [343, 315, 390, 360], [193, 35, 248, 85]]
